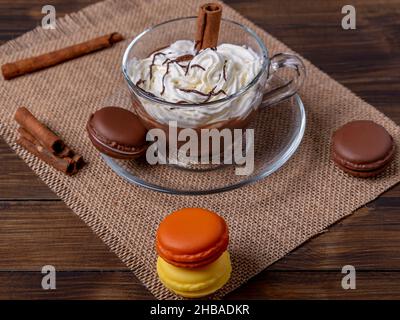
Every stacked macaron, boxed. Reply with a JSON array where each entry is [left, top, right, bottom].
[[156, 208, 231, 298]]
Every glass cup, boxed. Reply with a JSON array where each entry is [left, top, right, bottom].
[[122, 17, 305, 166]]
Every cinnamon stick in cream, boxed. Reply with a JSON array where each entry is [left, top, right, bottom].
[[195, 3, 222, 51], [2, 32, 124, 80]]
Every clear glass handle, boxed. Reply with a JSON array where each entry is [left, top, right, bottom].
[[262, 53, 306, 107]]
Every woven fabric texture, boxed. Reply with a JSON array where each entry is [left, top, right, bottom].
[[0, 0, 399, 299]]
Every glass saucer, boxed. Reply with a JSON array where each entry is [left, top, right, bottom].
[[101, 93, 306, 195]]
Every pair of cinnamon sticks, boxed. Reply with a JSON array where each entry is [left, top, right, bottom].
[[15, 107, 84, 175]]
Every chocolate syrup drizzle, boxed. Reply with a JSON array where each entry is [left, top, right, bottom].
[[185, 59, 192, 76], [160, 61, 171, 96], [222, 60, 227, 81], [159, 54, 197, 96], [190, 64, 206, 71], [149, 52, 166, 80], [203, 86, 227, 103], [178, 88, 210, 97], [178, 86, 227, 103], [140, 46, 228, 104]]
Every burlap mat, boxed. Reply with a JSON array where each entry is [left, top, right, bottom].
[[1, 0, 399, 299]]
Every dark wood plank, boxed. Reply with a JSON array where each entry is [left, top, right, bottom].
[[229, 0, 400, 122], [0, 200, 154, 299], [0, 140, 58, 200], [0, 201, 127, 270], [270, 207, 400, 271], [227, 271, 400, 300], [0, 271, 153, 300], [1, 270, 398, 300], [0, 0, 96, 42]]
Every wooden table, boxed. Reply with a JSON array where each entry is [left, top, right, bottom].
[[1, 0, 400, 299]]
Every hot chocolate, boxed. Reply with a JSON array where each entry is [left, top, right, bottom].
[[121, 4, 306, 167], [128, 40, 262, 128]]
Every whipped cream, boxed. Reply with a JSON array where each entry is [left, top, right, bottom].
[[128, 40, 263, 127]]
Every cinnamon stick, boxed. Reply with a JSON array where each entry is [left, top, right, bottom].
[[195, 3, 222, 51], [17, 126, 38, 145], [17, 136, 74, 175], [58, 146, 74, 158], [19, 124, 76, 159], [15, 107, 65, 153], [70, 154, 85, 174], [2, 32, 124, 80]]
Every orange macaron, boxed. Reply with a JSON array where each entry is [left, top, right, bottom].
[[156, 208, 229, 268]]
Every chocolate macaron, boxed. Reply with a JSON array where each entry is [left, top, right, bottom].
[[86, 106, 148, 159], [331, 120, 395, 177]]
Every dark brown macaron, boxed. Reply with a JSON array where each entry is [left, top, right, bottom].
[[86, 106, 148, 159], [331, 120, 395, 177]]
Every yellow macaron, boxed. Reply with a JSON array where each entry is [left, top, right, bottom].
[[157, 251, 232, 298]]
